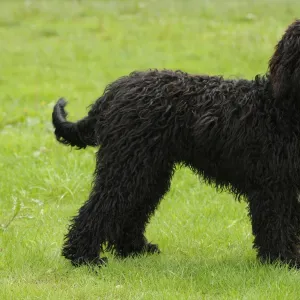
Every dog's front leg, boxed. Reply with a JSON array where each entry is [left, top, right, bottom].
[[248, 188, 300, 268]]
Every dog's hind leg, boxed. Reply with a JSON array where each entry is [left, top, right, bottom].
[[62, 144, 174, 266], [248, 187, 300, 268], [61, 145, 122, 266], [61, 182, 109, 266], [113, 163, 174, 258], [99, 140, 175, 257]]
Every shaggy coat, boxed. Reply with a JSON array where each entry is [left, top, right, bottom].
[[52, 20, 300, 268]]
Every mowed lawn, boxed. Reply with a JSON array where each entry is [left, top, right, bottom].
[[1, 0, 300, 299]]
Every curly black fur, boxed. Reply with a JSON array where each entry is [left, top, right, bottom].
[[53, 20, 300, 268]]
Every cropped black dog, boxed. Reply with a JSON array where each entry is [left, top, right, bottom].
[[53, 20, 300, 268]]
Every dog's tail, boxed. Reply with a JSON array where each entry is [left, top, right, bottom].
[[52, 98, 97, 149]]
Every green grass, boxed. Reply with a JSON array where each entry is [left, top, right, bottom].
[[1, 0, 300, 299]]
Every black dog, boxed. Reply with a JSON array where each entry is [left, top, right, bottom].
[[52, 20, 300, 268]]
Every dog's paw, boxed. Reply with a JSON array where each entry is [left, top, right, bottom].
[[71, 256, 108, 267], [145, 243, 161, 254], [116, 242, 161, 258]]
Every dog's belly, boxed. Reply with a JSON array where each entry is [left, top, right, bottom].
[[188, 148, 247, 192]]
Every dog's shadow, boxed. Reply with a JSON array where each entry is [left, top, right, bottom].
[[94, 251, 295, 283]]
